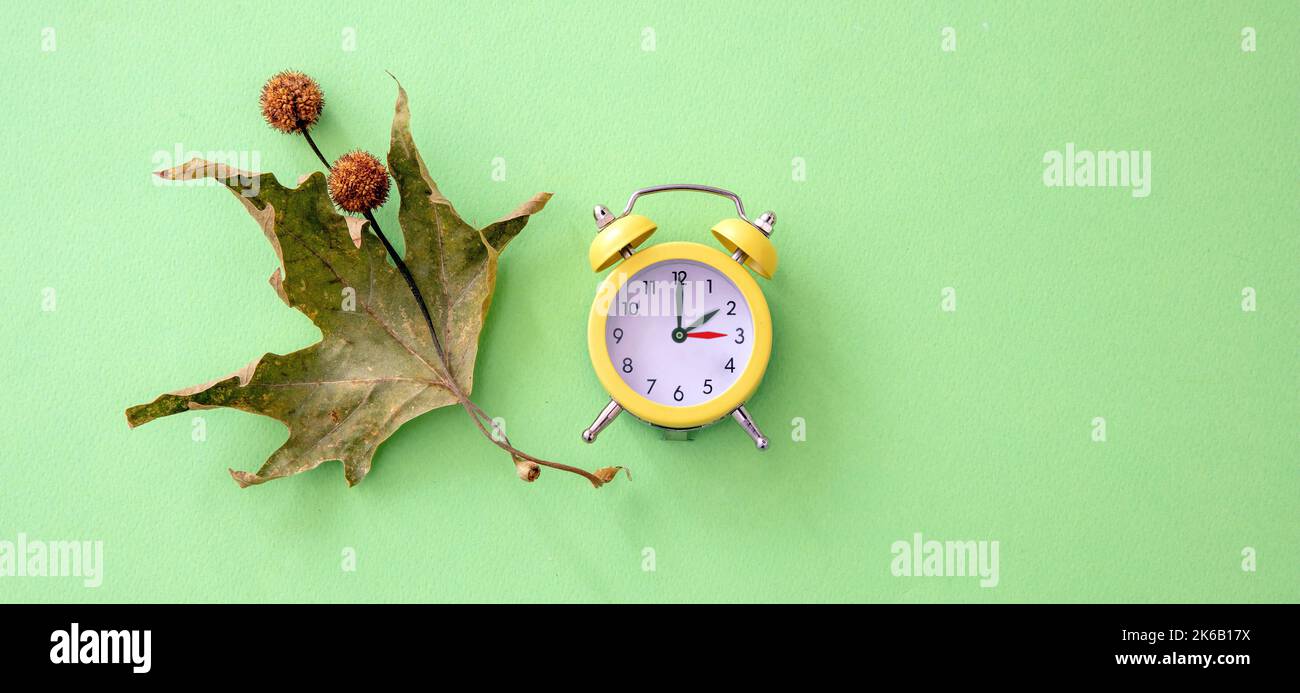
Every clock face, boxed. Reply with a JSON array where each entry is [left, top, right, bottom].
[[604, 259, 755, 408]]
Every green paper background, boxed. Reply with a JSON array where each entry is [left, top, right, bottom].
[[2, 1, 1295, 603]]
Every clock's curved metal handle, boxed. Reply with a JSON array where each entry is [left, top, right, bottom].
[[620, 184, 751, 222]]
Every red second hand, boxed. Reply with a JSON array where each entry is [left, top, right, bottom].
[[686, 331, 727, 339]]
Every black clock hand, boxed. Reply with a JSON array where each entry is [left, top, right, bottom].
[[684, 309, 720, 332], [675, 280, 684, 329]]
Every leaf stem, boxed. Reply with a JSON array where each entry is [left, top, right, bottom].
[[365, 211, 451, 370], [459, 400, 606, 487]]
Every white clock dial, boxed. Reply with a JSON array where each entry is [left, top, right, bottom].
[[605, 259, 755, 408]]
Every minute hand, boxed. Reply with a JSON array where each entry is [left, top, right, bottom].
[[683, 309, 720, 332], [675, 281, 684, 329]]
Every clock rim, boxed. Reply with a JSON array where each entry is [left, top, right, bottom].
[[587, 241, 772, 429]]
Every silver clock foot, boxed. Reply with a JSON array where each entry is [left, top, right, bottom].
[[731, 405, 769, 450], [582, 399, 623, 443]]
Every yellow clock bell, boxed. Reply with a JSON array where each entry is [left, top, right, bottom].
[[582, 185, 778, 449]]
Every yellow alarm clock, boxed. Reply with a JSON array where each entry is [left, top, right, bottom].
[[581, 185, 778, 449]]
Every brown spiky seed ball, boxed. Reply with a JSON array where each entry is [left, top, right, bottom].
[[328, 151, 390, 214], [259, 71, 324, 133]]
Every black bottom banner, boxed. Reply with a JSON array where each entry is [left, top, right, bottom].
[[0, 603, 1290, 680]]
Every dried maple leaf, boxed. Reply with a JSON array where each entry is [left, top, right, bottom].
[[127, 84, 610, 489]]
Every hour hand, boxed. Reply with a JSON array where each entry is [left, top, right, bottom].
[[683, 309, 719, 332]]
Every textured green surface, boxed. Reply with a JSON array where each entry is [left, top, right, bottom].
[[1, 2, 1295, 602]]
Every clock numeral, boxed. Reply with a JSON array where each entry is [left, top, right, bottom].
[[673, 386, 684, 402], [724, 358, 735, 373], [622, 357, 634, 373], [671, 271, 688, 284], [646, 378, 656, 394], [703, 379, 713, 395], [706, 279, 713, 294], [734, 328, 745, 344], [726, 300, 737, 316], [625, 302, 639, 315], [612, 327, 623, 344]]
